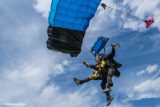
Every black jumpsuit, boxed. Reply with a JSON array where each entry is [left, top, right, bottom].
[[100, 47, 116, 95]]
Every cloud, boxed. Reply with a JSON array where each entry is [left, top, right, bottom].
[[110, 101, 132, 107], [128, 77, 160, 100], [127, 64, 160, 100], [31, 85, 101, 107], [146, 65, 159, 74], [62, 60, 69, 66], [52, 60, 70, 76], [137, 64, 159, 76], [0, 61, 102, 107], [34, 0, 51, 18], [122, 0, 160, 30]]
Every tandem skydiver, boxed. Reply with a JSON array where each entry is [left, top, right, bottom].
[[100, 43, 122, 106], [73, 55, 106, 85], [73, 43, 122, 106]]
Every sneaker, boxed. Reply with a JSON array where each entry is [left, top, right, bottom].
[[103, 87, 111, 93], [73, 77, 80, 85], [106, 96, 113, 106]]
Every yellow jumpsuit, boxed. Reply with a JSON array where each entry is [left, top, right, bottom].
[[88, 60, 106, 80]]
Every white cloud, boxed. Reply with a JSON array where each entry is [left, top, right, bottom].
[[52, 60, 71, 76], [0, 63, 102, 107], [62, 60, 69, 66], [137, 64, 159, 76], [128, 77, 160, 100], [110, 101, 132, 107], [34, 0, 51, 18], [136, 70, 146, 76], [146, 65, 159, 74], [31, 85, 101, 107], [122, 0, 160, 30]]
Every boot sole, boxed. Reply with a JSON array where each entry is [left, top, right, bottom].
[[73, 78, 80, 85], [106, 97, 113, 106]]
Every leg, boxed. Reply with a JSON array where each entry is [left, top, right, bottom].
[[107, 68, 115, 88], [73, 77, 91, 85], [73, 71, 101, 85], [79, 77, 91, 84], [100, 79, 107, 90], [101, 69, 114, 106]]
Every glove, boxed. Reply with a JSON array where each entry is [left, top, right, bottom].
[[83, 60, 90, 67], [111, 43, 120, 48]]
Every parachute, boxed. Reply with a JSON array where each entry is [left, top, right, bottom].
[[47, 0, 102, 57], [101, 3, 154, 29]]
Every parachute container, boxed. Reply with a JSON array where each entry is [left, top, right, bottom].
[[47, 0, 102, 57], [145, 17, 154, 28], [91, 36, 109, 56]]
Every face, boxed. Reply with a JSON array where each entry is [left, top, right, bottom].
[[96, 56, 102, 63]]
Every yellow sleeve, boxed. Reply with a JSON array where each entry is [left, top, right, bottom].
[[100, 61, 106, 68]]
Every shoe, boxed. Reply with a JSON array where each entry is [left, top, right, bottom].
[[73, 77, 80, 85], [106, 96, 113, 106], [103, 87, 111, 93]]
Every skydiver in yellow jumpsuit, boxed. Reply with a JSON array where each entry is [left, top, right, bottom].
[[73, 55, 106, 85], [74, 43, 121, 106]]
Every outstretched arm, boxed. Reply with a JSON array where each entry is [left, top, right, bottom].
[[105, 46, 115, 59], [104, 43, 119, 59], [83, 61, 97, 70]]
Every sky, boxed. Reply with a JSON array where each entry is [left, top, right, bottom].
[[0, 0, 160, 107]]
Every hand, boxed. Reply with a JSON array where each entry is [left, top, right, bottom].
[[83, 60, 87, 65], [111, 43, 120, 48], [83, 60, 89, 67]]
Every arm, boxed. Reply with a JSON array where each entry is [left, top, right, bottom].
[[107, 43, 120, 59], [83, 61, 97, 70], [104, 47, 115, 60]]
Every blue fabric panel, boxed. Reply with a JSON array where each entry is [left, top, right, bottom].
[[49, 0, 102, 31], [91, 37, 109, 55], [49, 0, 60, 25], [92, 37, 104, 51]]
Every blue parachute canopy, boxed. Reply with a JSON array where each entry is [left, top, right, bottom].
[[91, 36, 109, 56], [47, 0, 102, 57], [49, 0, 101, 31]]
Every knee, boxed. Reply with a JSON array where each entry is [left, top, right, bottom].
[[89, 75, 96, 80], [108, 83, 113, 87], [100, 81, 106, 90]]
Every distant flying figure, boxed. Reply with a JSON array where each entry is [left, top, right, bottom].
[[101, 3, 154, 29], [145, 17, 154, 28], [101, 3, 107, 9]]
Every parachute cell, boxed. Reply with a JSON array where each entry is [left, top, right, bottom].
[[47, 0, 102, 57]]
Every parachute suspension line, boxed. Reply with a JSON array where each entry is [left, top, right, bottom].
[[57, 26, 83, 48], [49, 37, 81, 49], [106, 5, 145, 22], [60, 28, 82, 46], [70, 30, 83, 43], [101, 2, 154, 29]]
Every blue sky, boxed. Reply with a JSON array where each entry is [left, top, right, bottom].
[[0, 0, 160, 107]]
